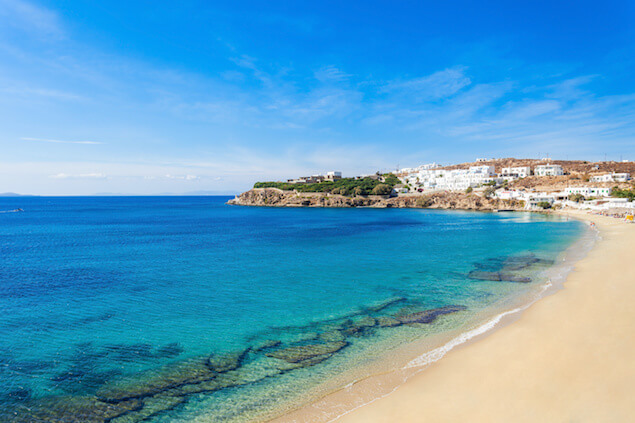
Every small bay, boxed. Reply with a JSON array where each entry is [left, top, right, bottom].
[[0, 196, 585, 422]]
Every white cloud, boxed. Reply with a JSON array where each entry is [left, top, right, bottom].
[[165, 174, 200, 180], [384, 67, 472, 100], [314, 65, 352, 82], [21, 137, 103, 145], [49, 173, 107, 179], [0, 0, 63, 39]]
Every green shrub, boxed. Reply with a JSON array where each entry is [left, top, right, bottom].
[[536, 201, 551, 209], [483, 187, 497, 198], [371, 184, 392, 195]]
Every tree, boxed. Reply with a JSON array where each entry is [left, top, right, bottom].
[[371, 184, 392, 195], [465, 187, 473, 194], [536, 201, 551, 209], [483, 187, 497, 198], [353, 186, 365, 196], [568, 193, 585, 203]]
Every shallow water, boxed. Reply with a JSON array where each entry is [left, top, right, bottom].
[[0, 196, 584, 422]]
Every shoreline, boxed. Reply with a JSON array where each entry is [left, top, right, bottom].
[[272, 209, 634, 423]]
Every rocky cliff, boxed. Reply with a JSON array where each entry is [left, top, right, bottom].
[[227, 188, 525, 211]]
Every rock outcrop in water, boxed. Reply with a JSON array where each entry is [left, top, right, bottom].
[[398, 305, 468, 324], [467, 253, 555, 283], [228, 188, 525, 211], [2, 298, 470, 423], [266, 341, 348, 363]]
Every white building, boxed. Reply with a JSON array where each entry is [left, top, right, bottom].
[[564, 187, 611, 198], [525, 193, 556, 209], [402, 165, 500, 192], [590, 173, 631, 183], [494, 190, 526, 201], [501, 166, 531, 179], [534, 164, 564, 176]]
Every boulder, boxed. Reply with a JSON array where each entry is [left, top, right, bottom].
[[5, 396, 142, 423], [376, 316, 402, 327], [207, 349, 250, 373], [266, 342, 347, 363], [398, 305, 467, 324], [97, 357, 215, 402], [252, 339, 282, 352]]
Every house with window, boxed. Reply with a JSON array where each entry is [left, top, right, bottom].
[[534, 164, 564, 176]]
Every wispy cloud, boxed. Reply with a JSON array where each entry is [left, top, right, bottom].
[[384, 67, 472, 101], [0, 0, 64, 39], [49, 173, 107, 179], [314, 65, 352, 83], [165, 174, 199, 180], [22, 137, 103, 145]]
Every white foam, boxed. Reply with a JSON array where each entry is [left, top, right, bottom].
[[404, 307, 522, 369]]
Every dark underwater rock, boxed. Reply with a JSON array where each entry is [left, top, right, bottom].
[[468, 271, 531, 283], [341, 316, 376, 336], [376, 316, 402, 327], [207, 349, 250, 373], [153, 342, 184, 359], [97, 357, 215, 402], [319, 330, 346, 343], [266, 341, 347, 364], [104, 343, 154, 362], [365, 297, 407, 313], [110, 394, 185, 423], [5, 395, 142, 423], [398, 305, 467, 324], [252, 339, 282, 352]]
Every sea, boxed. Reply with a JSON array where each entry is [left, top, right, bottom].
[[0, 196, 588, 422]]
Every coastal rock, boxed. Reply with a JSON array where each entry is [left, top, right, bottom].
[[110, 394, 185, 423], [5, 396, 142, 423], [228, 189, 525, 211], [97, 357, 215, 402], [252, 339, 282, 352], [342, 316, 376, 336], [468, 271, 531, 283], [398, 305, 467, 324], [266, 341, 347, 363], [376, 316, 402, 327], [319, 330, 346, 343], [207, 349, 250, 373], [365, 297, 407, 313]]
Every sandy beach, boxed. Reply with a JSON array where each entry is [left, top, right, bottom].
[[278, 210, 635, 423]]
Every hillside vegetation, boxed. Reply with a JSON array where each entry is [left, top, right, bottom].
[[254, 174, 400, 196]]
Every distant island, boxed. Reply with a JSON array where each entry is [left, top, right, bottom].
[[229, 158, 635, 213]]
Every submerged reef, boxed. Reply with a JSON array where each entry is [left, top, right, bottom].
[[467, 254, 554, 283], [1, 296, 468, 423], [3, 251, 553, 422]]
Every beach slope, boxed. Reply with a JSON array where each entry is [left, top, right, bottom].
[[330, 212, 635, 422], [254, 211, 635, 423]]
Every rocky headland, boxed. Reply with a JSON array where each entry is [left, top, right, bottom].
[[227, 188, 525, 211]]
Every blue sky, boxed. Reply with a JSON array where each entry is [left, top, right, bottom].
[[0, 0, 634, 195]]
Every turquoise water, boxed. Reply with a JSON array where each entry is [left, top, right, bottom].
[[0, 197, 584, 422]]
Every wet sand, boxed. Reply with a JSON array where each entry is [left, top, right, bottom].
[[277, 210, 635, 423]]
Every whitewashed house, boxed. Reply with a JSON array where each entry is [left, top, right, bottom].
[[590, 173, 631, 183], [534, 164, 564, 176], [564, 187, 611, 198], [501, 166, 531, 179]]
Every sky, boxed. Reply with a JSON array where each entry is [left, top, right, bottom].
[[0, 0, 634, 195]]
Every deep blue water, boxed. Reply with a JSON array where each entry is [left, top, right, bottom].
[[0, 196, 584, 422]]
